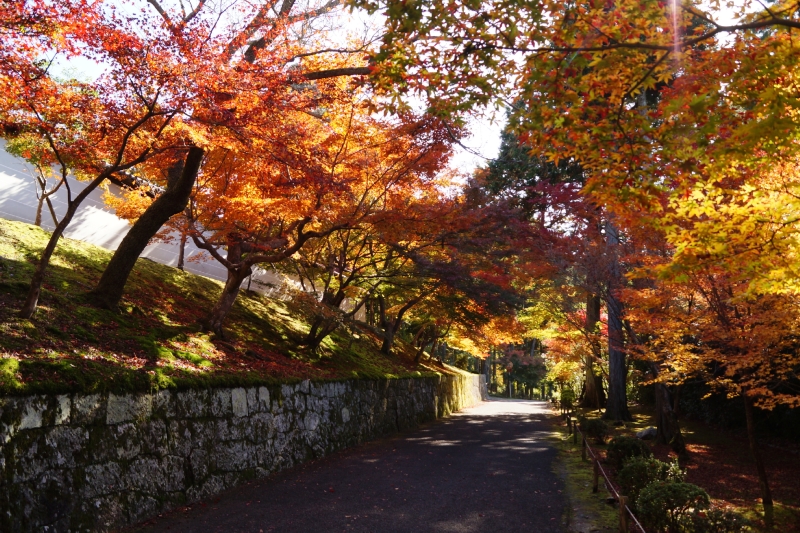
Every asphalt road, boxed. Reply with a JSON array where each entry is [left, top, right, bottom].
[[133, 399, 565, 533]]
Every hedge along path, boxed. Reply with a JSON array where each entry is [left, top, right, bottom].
[[558, 403, 647, 533]]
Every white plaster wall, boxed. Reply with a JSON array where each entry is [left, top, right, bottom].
[[0, 140, 290, 297]]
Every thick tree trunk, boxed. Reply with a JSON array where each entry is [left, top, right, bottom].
[[305, 316, 325, 347], [89, 146, 204, 308], [603, 222, 632, 422], [604, 291, 631, 421], [744, 394, 774, 526], [380, 329, 395, 354], [205, 267, 249, 337], [304, 316, 339, 353], [654, 379, 687, 458], [378, 294, 422, 355], [581, 293, 605, 409], [303, 291, 346, 352]]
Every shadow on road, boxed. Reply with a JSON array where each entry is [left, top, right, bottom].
[[133, 399, 565, 533]]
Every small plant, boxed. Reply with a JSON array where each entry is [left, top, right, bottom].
[[606, 435, 653, 469], [618, 457, 685, 508], [581, 417, 610, 444], [638, 481, 710, 533], [690, 507, 751, 533]]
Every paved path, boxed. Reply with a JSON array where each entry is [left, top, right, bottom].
[[133, 399, 565, 533]]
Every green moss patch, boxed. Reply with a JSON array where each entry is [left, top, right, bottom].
[[548, 415, 617, 532]]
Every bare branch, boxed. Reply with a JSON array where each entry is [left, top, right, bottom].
[[302, 66, 371, 80], [146, 0, 172, 25], [183, 0, 206, 24], [464, 16, 800, 56], [290, 45, 371, 61]]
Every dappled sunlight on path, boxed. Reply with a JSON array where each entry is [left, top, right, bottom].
[[134, 399, 565, 533]]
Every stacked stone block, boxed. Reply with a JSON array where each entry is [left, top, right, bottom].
[[0, 373, 484, 532]]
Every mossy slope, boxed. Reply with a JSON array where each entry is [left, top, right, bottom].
[[0, 219, 445, 396]]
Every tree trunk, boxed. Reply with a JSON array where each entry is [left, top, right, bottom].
[[604, 291, 631, 421], [303, 291, 348, 352], [581, 293, 606, 409], [19, 208, 76, 318], [379, 294, 423, 355], [20, 174, 107, 319], [603, 222, 632, 422], [177, 231, 187, 270], [744, 394, 774, 526], [380, 328, 395, 354], [89, 146, 204, 308], [34, 192, 45, 227], [304, 315, 339, 353], [205, 267, 249, 337], [304, 316, 325, 348], [653, 379, 687, 458]]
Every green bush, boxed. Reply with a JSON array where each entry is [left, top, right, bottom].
[[690, 508, 751, 533], [618, 457, 685, 508], [638, 481, 710, 533], [561, 389, 576, 409], [606, 435, 653, 469], [580, 417, 610, 444]]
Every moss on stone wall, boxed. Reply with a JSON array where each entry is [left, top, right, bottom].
[[0, 374, 484, 532]]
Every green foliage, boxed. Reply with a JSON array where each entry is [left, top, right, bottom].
[[580, 417, 610, 445], [483, 116, 584, 218], [560, 388, 576, 409], [0, 357, 21, 389], [638, 482, 710, 533], [618, 457, 685, 509], [690, 508, 751, 533], [605, 435, 653, 470]]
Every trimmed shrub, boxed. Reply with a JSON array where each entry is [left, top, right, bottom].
[[606, 435, 653, 469], [618, 457, 685, 508], [690, 508, 751, 533], [638, 481, 710, 533], [581, 418, 610, 444], [561, 389, 576, 409]]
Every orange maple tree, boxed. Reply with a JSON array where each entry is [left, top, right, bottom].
[[174, 85, 456, 336], [1, 0, 204, 318], [87, 0, 374, 309]]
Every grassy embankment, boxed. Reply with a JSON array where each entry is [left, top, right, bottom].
[[565, 405, 800, 532], [0, 218, 451, 396]]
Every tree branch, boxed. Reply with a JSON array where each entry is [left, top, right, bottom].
[[146, 0, 172, 25], [302, 66, 371, 80], [183, 0, 206, 24]]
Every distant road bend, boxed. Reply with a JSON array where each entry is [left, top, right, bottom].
[[135, 399, 565, 533]]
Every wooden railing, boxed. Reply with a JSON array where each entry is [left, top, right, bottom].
[[557, 406, 647, 533]]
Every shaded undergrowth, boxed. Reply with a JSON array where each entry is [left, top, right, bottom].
[[567, 404, 800, 532]]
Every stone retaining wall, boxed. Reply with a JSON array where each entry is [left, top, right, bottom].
[[0, 373, 485, 532]]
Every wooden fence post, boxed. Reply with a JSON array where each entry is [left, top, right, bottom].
[[582, 435, 587, 461], [592, 458, 599, 493], [567, 416, 572, 435], [619, 496, 629, 532], [573, 424, 578, 444]]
